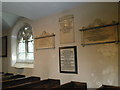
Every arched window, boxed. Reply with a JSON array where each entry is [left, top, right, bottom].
[[17, 24, 34, 63]]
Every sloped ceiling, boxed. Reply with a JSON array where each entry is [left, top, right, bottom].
[[2, 12, 20, 30], [2, 2, 82, 30]]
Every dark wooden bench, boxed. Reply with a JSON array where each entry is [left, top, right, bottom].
[[5, 79, 60, 90], [2, 74, 25, 81], [0, 72, 4, 74], [0, 73, 14, 82], [3, 73, 13, 76], [52, 81, 87, 90], [96, 85, 120, 90], [32, 79, 60, 89], [2, 76, 40, 89], [1, 73, 13, 77]]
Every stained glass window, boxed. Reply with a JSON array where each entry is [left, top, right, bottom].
[[17, 24, 34, 63]]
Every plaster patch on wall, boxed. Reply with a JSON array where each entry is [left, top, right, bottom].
[[97, 44, 118, 57], [102, 66, 113, 75], [87, 43, 118, 88], [96, 44, 118, 86], [88, 66, 117, 88], [96, 81, 102, 87], [102, 66, 116, 85]]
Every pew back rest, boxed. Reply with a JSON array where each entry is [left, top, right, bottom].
[[2, 74, 25, 81], [3, 73, 13, 75], [2, 73, 14, 77], [8, 79, 60, 89], [52, 81, 87, 90], [97, 85, 120, 90], [0, 72, 4, 74], [34, 79, 60, 89], [3, 76, 40, 89]]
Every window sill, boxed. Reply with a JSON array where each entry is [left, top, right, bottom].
[[13, 62, 34, 69]]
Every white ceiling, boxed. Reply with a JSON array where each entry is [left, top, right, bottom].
[[3, 2, 82, 20], [2, 2, 83, 30], [2, 0, 119, 2], [3, 1, 118, 30]]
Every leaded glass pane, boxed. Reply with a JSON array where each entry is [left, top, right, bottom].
[[17, 24, 34, 63], [27, 53, 34, 60], [18, 53, 25, 60], [18, 42, 25, 53], [28, 41, 34, 52], [28, 35, 33, 41]]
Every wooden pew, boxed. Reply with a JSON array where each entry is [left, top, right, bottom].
[[52, 81, 87, 90], [32, 79, 60, 89], [96, 85, 120, 90], [0, 73, 14, 82], [3, 73, 13, 76], [5, 79, 60, 90], [2, 76, 40, 89], [1, 73, 13, 77], [0, 72, 4, 74], [2, 74, 25, 81]]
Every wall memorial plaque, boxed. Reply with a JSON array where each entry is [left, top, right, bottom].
[[35, 31, 55, 50], [59, 15, 75, 44], [59, 46, 78, 74], [79, 23, 119, 46]]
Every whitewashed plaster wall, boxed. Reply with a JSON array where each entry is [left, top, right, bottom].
[[32, 3, 118, 88], [3, 2, 119, 88]]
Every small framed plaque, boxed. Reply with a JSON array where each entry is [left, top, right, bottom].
[[59, 46, 78, 74], [0, 36, 7, 57]]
